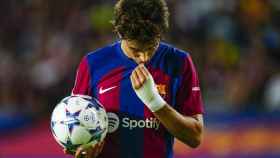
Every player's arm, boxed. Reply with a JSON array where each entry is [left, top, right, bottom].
[[154, 105, 203, 148], [131, 64, 204, 148]]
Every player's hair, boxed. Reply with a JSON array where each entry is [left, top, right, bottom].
[[113, 0, 169, 44]]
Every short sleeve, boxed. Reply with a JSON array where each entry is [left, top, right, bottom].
[[71, 56, 92, 96], [176, 55, 204, 116]]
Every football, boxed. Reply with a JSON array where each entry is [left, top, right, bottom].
[[50, 95, 108, 152]]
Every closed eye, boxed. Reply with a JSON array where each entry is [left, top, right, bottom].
[[129, 47, 140, 52]]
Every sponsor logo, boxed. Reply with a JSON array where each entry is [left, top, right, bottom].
[[99, 86, 117, 94], [192, 87, 200, 91], [107, 112, 160, 133], [107, 112, 120, 133], [122, 117, 160, 130]]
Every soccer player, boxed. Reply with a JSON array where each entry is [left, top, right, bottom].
[[67, 0, 204, 157]]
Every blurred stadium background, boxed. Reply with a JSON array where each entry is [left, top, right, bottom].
[[0, 0, 280, 157]]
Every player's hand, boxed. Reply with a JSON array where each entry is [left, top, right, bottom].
[[130, 64, 166, 112], [130, 64, 150, 89], [63, 141, 105, 158]]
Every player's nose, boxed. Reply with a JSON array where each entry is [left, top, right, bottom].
[[138, 53, 149, 63]]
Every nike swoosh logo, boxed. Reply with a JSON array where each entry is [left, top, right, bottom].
[[99, 86, 117, 94], [192, 87, 200, 91]]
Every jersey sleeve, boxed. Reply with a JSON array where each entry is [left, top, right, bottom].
[[176, 55, 204, 116], [71, 56, 92, 96]]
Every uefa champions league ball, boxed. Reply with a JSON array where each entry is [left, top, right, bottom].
[[50, 95, 108, 152]]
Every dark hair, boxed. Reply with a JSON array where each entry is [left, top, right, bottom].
[[113, 0, 169, 44]]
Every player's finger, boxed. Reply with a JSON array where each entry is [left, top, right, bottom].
[[91, 144, 100, 156], [100, 141, 105, 149], [138, 64, 149, 79], [86, 142, 103, 158], [64, 148, 75, 155], [140, 64, 150, 77], [85, 150, 92, 158], [91, 145, 100, 158], [96, 141, 105, 155], [134, 70, 143, 89], [130, 71, 136, 88], [75, 147, 85, 158], [131, 71, 141, 89], [63, 149, 69, 154], [135, 66, 147, 85]]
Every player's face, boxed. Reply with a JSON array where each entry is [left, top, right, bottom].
[[122, 39, 159, 64]]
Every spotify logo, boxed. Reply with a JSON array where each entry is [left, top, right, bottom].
[[107, 112, 120, 133], [107, 112, 160, 133]]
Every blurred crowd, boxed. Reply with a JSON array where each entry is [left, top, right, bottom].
[[0, 0, 280, 127]]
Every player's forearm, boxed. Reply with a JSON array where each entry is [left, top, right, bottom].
[[130, 65, 204, 147], [153, 104, 203, 148]]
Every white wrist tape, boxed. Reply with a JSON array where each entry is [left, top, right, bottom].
[[134, 75, 166, 112]]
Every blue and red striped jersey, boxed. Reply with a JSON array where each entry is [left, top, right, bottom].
[[72, 41, 204, 158]]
